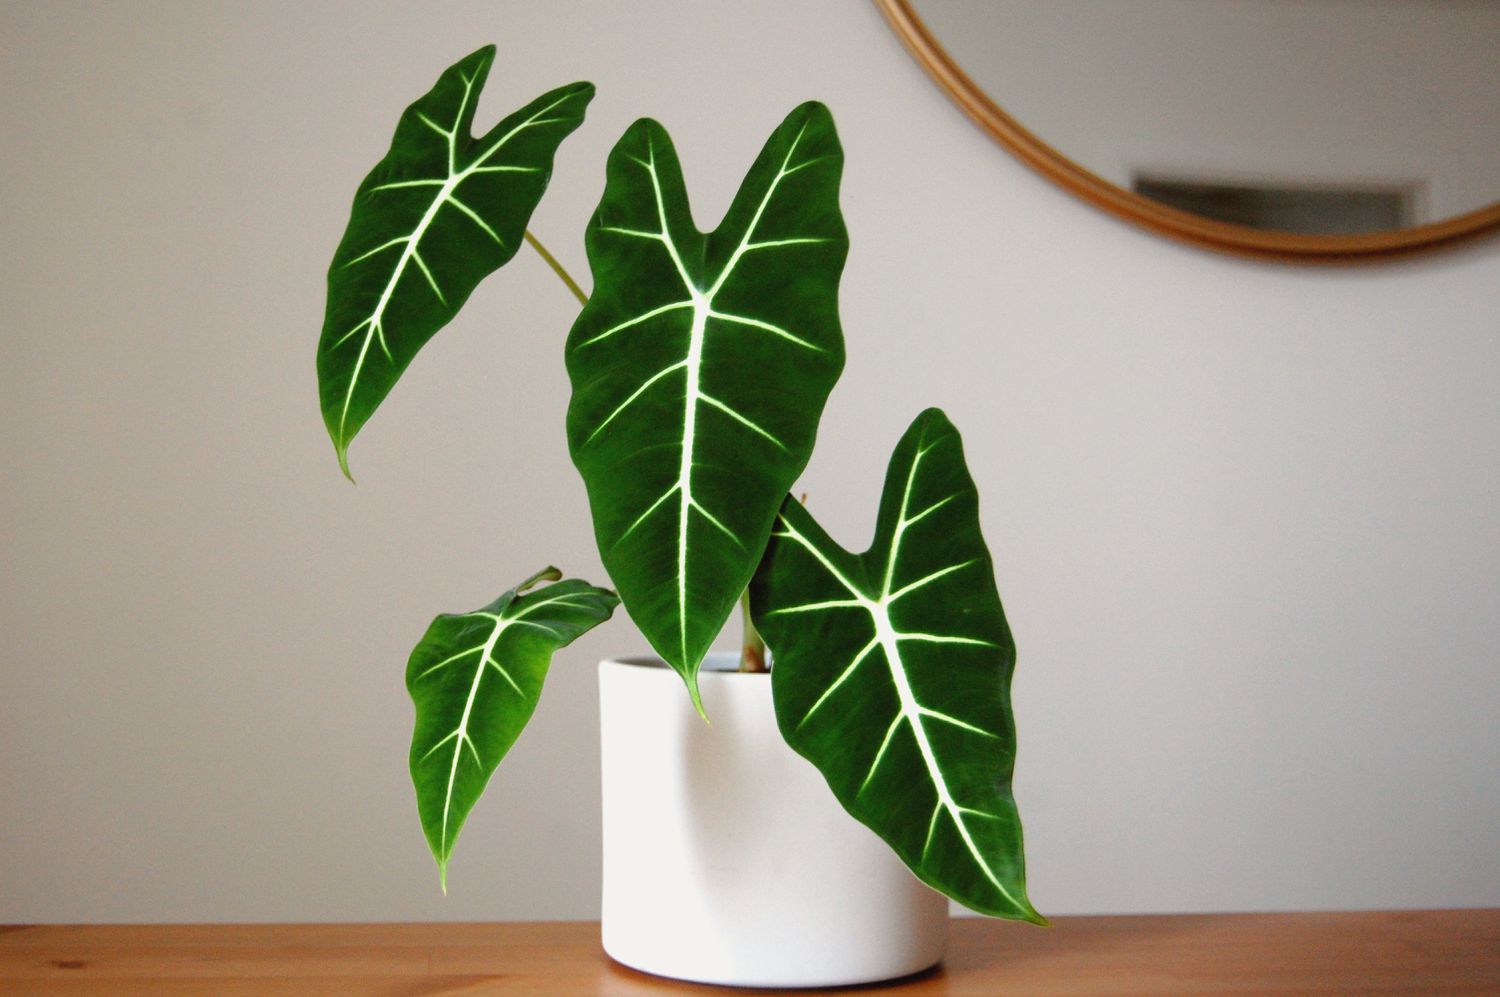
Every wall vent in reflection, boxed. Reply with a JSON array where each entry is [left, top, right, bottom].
[[1132, 175, 1416, 235]]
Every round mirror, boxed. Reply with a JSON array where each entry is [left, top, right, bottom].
[[877, 0, 1500, 260]]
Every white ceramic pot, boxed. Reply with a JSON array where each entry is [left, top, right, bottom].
[[598, 653, 948, 988]]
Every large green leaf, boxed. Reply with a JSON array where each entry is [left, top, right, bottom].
[[750, 409, 1042, 922], [318, 46, 594, 478], [406, 568, 617, 889], [565, 103, 847, 710]]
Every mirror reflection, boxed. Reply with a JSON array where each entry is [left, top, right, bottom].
[[909, 0, 1500, 236]]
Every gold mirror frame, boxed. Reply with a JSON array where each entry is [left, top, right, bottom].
[[875, 0, 1500, 262]]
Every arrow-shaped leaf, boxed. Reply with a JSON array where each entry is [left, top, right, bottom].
[[318, 46, 594, 478], [406, 568, 617, 889], [750, 409, 1042, 922], [565, 103, 847, 710]]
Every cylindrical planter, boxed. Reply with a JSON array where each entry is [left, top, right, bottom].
[[599, 654, 948, 988]]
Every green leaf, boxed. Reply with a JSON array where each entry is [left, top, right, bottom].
[[318, 46, 594, 478], [406, 567, 617, 889], [565, 103, 847, 710], [750, 410, 1043, 922]]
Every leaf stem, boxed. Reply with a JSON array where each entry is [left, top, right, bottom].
[[524, 229, 588, 307], [739, 588, 768, 673]]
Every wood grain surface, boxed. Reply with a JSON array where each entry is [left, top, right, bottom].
[[2, 910, 1496, 995]]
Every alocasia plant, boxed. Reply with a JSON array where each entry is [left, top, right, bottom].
[[317, 45, 1040, 924]]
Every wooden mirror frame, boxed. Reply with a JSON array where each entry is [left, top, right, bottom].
[[875, 0, 1500, 262]]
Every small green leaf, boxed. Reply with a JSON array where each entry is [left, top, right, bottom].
[[751, 410, 1043, 922], [565, 103, 847, 709], [318, 46, 594, 478], [406, 568, 617, 889]]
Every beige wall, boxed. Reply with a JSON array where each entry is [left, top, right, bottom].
[[3, 1, 1498, 922]]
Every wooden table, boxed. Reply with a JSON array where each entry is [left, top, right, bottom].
[[2, 910, 1496, 995]]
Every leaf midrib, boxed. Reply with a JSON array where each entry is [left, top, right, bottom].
[[436, 615, 509, 870]]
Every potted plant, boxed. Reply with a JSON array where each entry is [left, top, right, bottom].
[[316, 45, 1043, 987]]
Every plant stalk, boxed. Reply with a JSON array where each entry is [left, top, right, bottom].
[[739, 588, 767, 673], [524, 229, 589, 307]]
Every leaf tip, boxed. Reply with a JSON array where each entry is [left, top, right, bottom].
[[687, 677, 709, 725], [793, 99, 835, 124], [913, 406, 950, 431], [467, 43, 497, 70], [992, 888, 1046, 926], [335, 442, 356, 484], [518, 566, 563, 593]]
